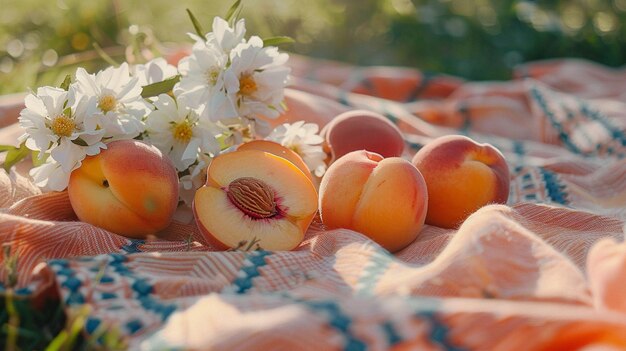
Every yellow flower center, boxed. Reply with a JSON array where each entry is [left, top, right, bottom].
[[205, 67, 220, 86], [172, 120, 193, 143], [98, 94, 117, 113], [51, 114, 75, 137], [239, 74, 257, 96]]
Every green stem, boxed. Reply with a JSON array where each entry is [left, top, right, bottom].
[[5, 289, 19, 351]]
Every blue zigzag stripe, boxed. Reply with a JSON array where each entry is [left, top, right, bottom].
[[417, 311, 467, 351], [231, 250, 272, 294], [299, 299, 367, 351], [530, 86, 582, 155], [531, 84, 626, 158], [540, 167, 569, 205], [121, 239, 145, 253], [355, 250, 393, 296]]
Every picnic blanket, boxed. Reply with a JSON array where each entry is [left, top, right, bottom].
[[1, 55, 626, 350]]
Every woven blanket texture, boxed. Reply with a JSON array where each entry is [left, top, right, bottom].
[[1, 55, 626, 350]]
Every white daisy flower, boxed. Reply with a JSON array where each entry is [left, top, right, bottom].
[[267, 121, 327, 177], [18, 85, 106, 176], [222, 36, 291, 119], [175, 42, 229, 121], [132, 57, 178, 87], [208, 17, 247, 54], [252, 117, 272, 138], [189, 17, 246, 54], [29, 157, 71, 192], [178, 154, 210, 206], [217, 116, 264, 148], [73, 62, 152, 139], [144, 93, 222, 172]]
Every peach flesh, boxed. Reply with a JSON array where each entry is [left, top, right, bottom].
[[193, 150, 318, 251], [237, 140, 313, 182]]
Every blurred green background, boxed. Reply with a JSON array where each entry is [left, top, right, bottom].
[[1, 0, 625, 95]]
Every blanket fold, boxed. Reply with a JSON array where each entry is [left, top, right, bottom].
[[1, 55, 625, 350]]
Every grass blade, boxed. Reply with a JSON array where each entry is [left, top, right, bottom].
[[186, 8, 205, 37], [92, 42, 119, 67], [263, 36, 295, 47], [225, 0, 242, 23]]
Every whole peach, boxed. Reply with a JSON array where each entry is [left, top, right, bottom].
[[411, 135, 509, 229], [68, 140, 179, 238], [321, 110, 405, 164], [319, 150, 428, 252]]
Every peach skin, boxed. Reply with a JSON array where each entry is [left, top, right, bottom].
[[411, 135, 510, 229], [319, 150, 428, 253], [193, 149, 318, 251], [321, 110, 405, 164], [237, 140, 312, 182], [68, 140, 179, 238]]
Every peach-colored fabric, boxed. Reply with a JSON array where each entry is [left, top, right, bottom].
[[1, 56, 626, 350]]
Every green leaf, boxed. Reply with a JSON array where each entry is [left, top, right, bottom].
[[0, 144, 16, 153], [225, 0, 242, 23], [186, 8, 205, 37], [263, 36, 295, 47], [2, 143, 30, 173], [31, 150, 49, 167], [71, 138, 88, 147], [141, 75, 181, 98], [59, 74, 72, 91], [216, 132, 233, 151]]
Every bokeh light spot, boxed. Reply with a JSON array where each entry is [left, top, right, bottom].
[[451, 0, 475, 17], [0, 57, 14, 74], [444, 17, 468, 38], [530, 9, 552, 31], [71, 32, 89, 51], [593, 11, 618, 33], [42, 49, 59, 67], [562, 5, 586, 32], [478, 6, 498, 27], [7, 39, 25, 58], [391, 0, 415, 15]]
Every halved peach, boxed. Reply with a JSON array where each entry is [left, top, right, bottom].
[[237, 140, 312, 182], [193, 149, 318, 251]]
